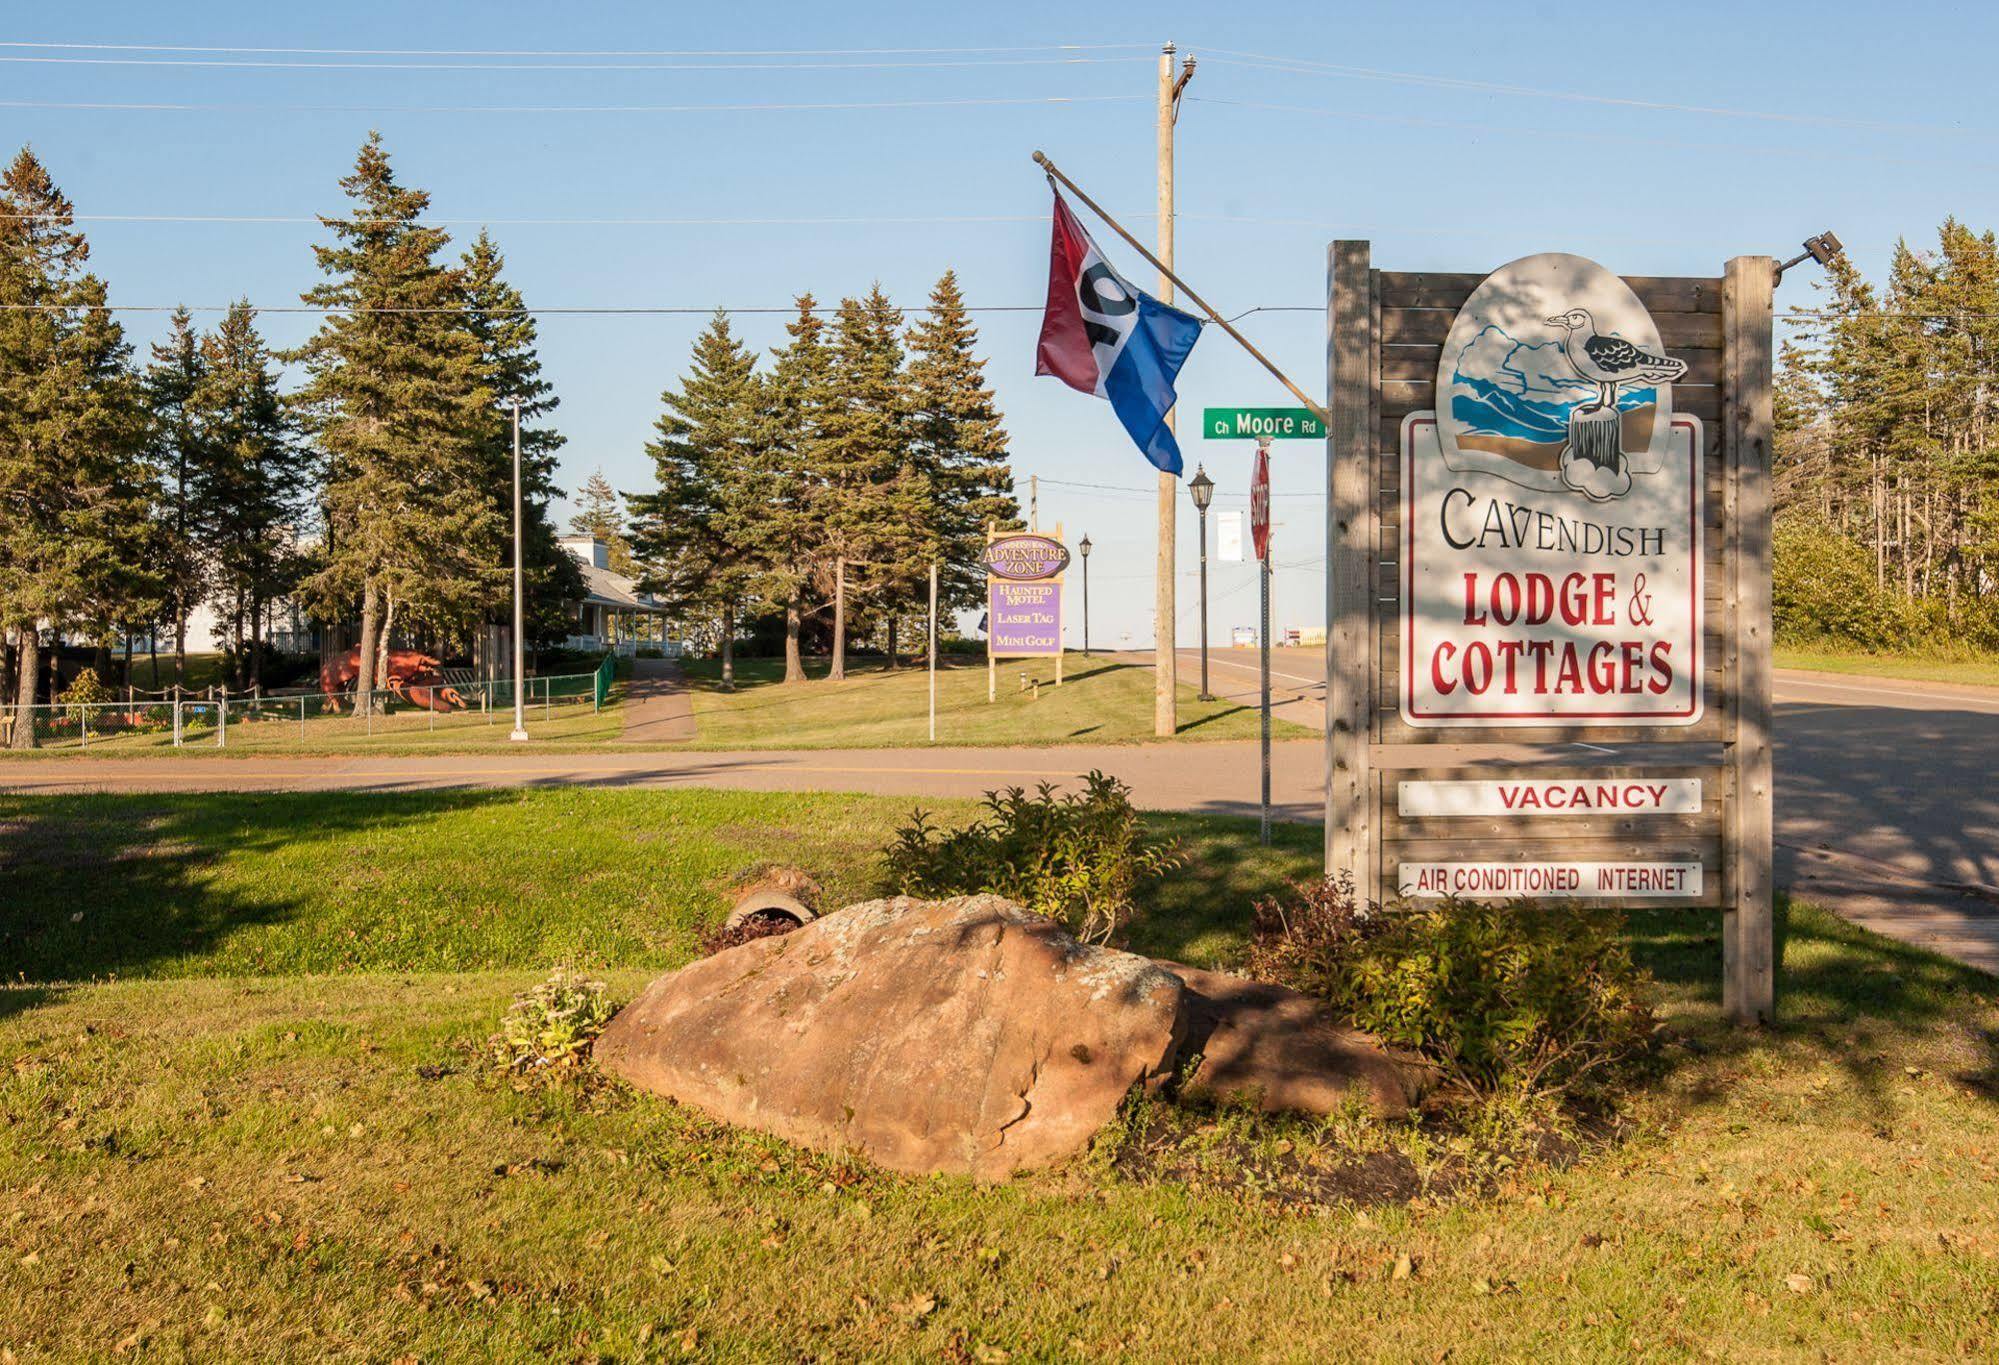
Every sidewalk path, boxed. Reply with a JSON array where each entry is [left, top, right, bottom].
[[618, 656, 696, 744]]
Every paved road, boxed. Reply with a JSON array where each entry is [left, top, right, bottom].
[[3, 662, 1994, 974]]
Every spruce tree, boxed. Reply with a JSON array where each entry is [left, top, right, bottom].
[[627, 311, 764, 684], [459, 230, 583, 652], [904, 270, 1019, 626], [290, 133, 500, 706], [0, 148, 153, 745], [819, 285, 913, 679], [189, 301, 310, 687], [569, 470, 635, 575], [760, 295, 837, 682], [141, 306, 211, 683]]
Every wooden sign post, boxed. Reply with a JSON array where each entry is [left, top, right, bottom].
[[1325, 244, 1777, 1024]]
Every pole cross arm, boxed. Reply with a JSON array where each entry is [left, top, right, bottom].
[[1032, 150, 1331, 428]]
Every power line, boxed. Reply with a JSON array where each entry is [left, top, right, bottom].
[[1187, 95, 1999, 175], [0, 93, 1144, 116], [0, 212, 1087, 227], [0, 40, 1151, 58], [0, 302, 1056, 316], [1201, 50, 1989, 136], [0, 53, 1148, 72]]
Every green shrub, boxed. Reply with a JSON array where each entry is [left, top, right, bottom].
[[1249, 877, 1656, 1101], [489, 970, 617, 1076], [881, 771, 1181, 945], [61, 667, 112, 710]]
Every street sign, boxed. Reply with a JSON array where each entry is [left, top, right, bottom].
[[1203, 406, 1324, 440], [1217, 509, 1243, 563], [1250, 445, 1271, 563]]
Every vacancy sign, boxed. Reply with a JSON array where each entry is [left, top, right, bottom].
[[1400, 253, 1703, 728], [1399, 777, 1702, 817]]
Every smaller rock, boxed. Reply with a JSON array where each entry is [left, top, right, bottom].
[[1163, 963, 1426, 1116]]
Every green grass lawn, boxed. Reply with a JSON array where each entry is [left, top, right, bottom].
[[3, 790, 1997, 1359], [0, 691, 626, 759], [1777, 642, 1999, 688], [683, 652, 1307, 748]]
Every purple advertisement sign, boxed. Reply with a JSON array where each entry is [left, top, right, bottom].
[[989, 580, 1062, 657]]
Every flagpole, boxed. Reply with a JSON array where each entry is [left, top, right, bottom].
[[1033, 149, 1331, 426]]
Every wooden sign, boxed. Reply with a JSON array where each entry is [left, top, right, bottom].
[[985, 526, 1066, 699], [1325, 244, 1776, 1023], [1403, 254, 1704, 727]]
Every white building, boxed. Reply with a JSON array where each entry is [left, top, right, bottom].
[[558, 535, 674, 658]]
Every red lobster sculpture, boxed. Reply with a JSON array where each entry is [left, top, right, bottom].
[[319, 647, 467, 713]]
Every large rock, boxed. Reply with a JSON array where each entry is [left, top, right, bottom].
[[1166, 963, 1424, 1117], [596, 895, 1185, 1179]]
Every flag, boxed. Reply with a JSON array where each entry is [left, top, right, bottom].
[[1035, 190, 1202, 476]]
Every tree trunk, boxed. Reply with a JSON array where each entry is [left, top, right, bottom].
[[354, 581, 380, 715], [784, 603, 805, 684], [719, 603, 736, 690], [830, 558, 848, 683], [251, 594, 266, 697], [121, 632, 134, 689], [886, 617, 899, 671], [11, 629, 40, 749], [174, 602, 187, 685]]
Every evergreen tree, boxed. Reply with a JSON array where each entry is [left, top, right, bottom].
[[0, 148, 153, 745], [141, 306, 211, 683], [760, 295, 838, 682], [569, 469, 635, 575], [289, 133, 501, 707], [459, 229, 584, 650], [904, 270, 1019, 634], [189, 301, 310, 688], [819, 285, 914, 680], [627, 311, 765, 684]]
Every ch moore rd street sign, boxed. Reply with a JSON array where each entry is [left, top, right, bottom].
[[1203, 405, 1324, 441]]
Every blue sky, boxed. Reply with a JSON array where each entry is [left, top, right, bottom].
[[9, 1, 1996, 645]]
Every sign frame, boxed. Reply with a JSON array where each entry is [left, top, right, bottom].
[[1324, 244, 1777, 1024]]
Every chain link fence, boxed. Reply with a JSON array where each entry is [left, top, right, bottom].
[[0, 656, 616, 752]]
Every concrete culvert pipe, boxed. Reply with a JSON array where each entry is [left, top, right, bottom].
[[722, 889, 817, 932], [720, 865, 823, 932]]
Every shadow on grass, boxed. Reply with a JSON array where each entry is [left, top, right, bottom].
[[1605, 895, 1997, 1114], [0, 790, 529, 1020]]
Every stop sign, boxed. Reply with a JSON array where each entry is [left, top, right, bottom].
[[1250, 443, 1271, 562]]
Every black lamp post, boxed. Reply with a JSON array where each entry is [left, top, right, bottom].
[[1187, 465, 1215, 700], [1078, 534, 1092, 657]]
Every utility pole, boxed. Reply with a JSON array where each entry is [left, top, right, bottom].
[[509, 400, 529, 743], [1155, 40, 1194, 737]]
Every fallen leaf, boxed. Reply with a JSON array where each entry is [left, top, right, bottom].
[[1784, 1273, 1814, 1295], [892, 1293, 939, 1321], [1391, 1253, 1414, 1281]]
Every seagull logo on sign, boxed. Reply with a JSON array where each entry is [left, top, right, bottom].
[[1438, 254, 1689, 504]]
